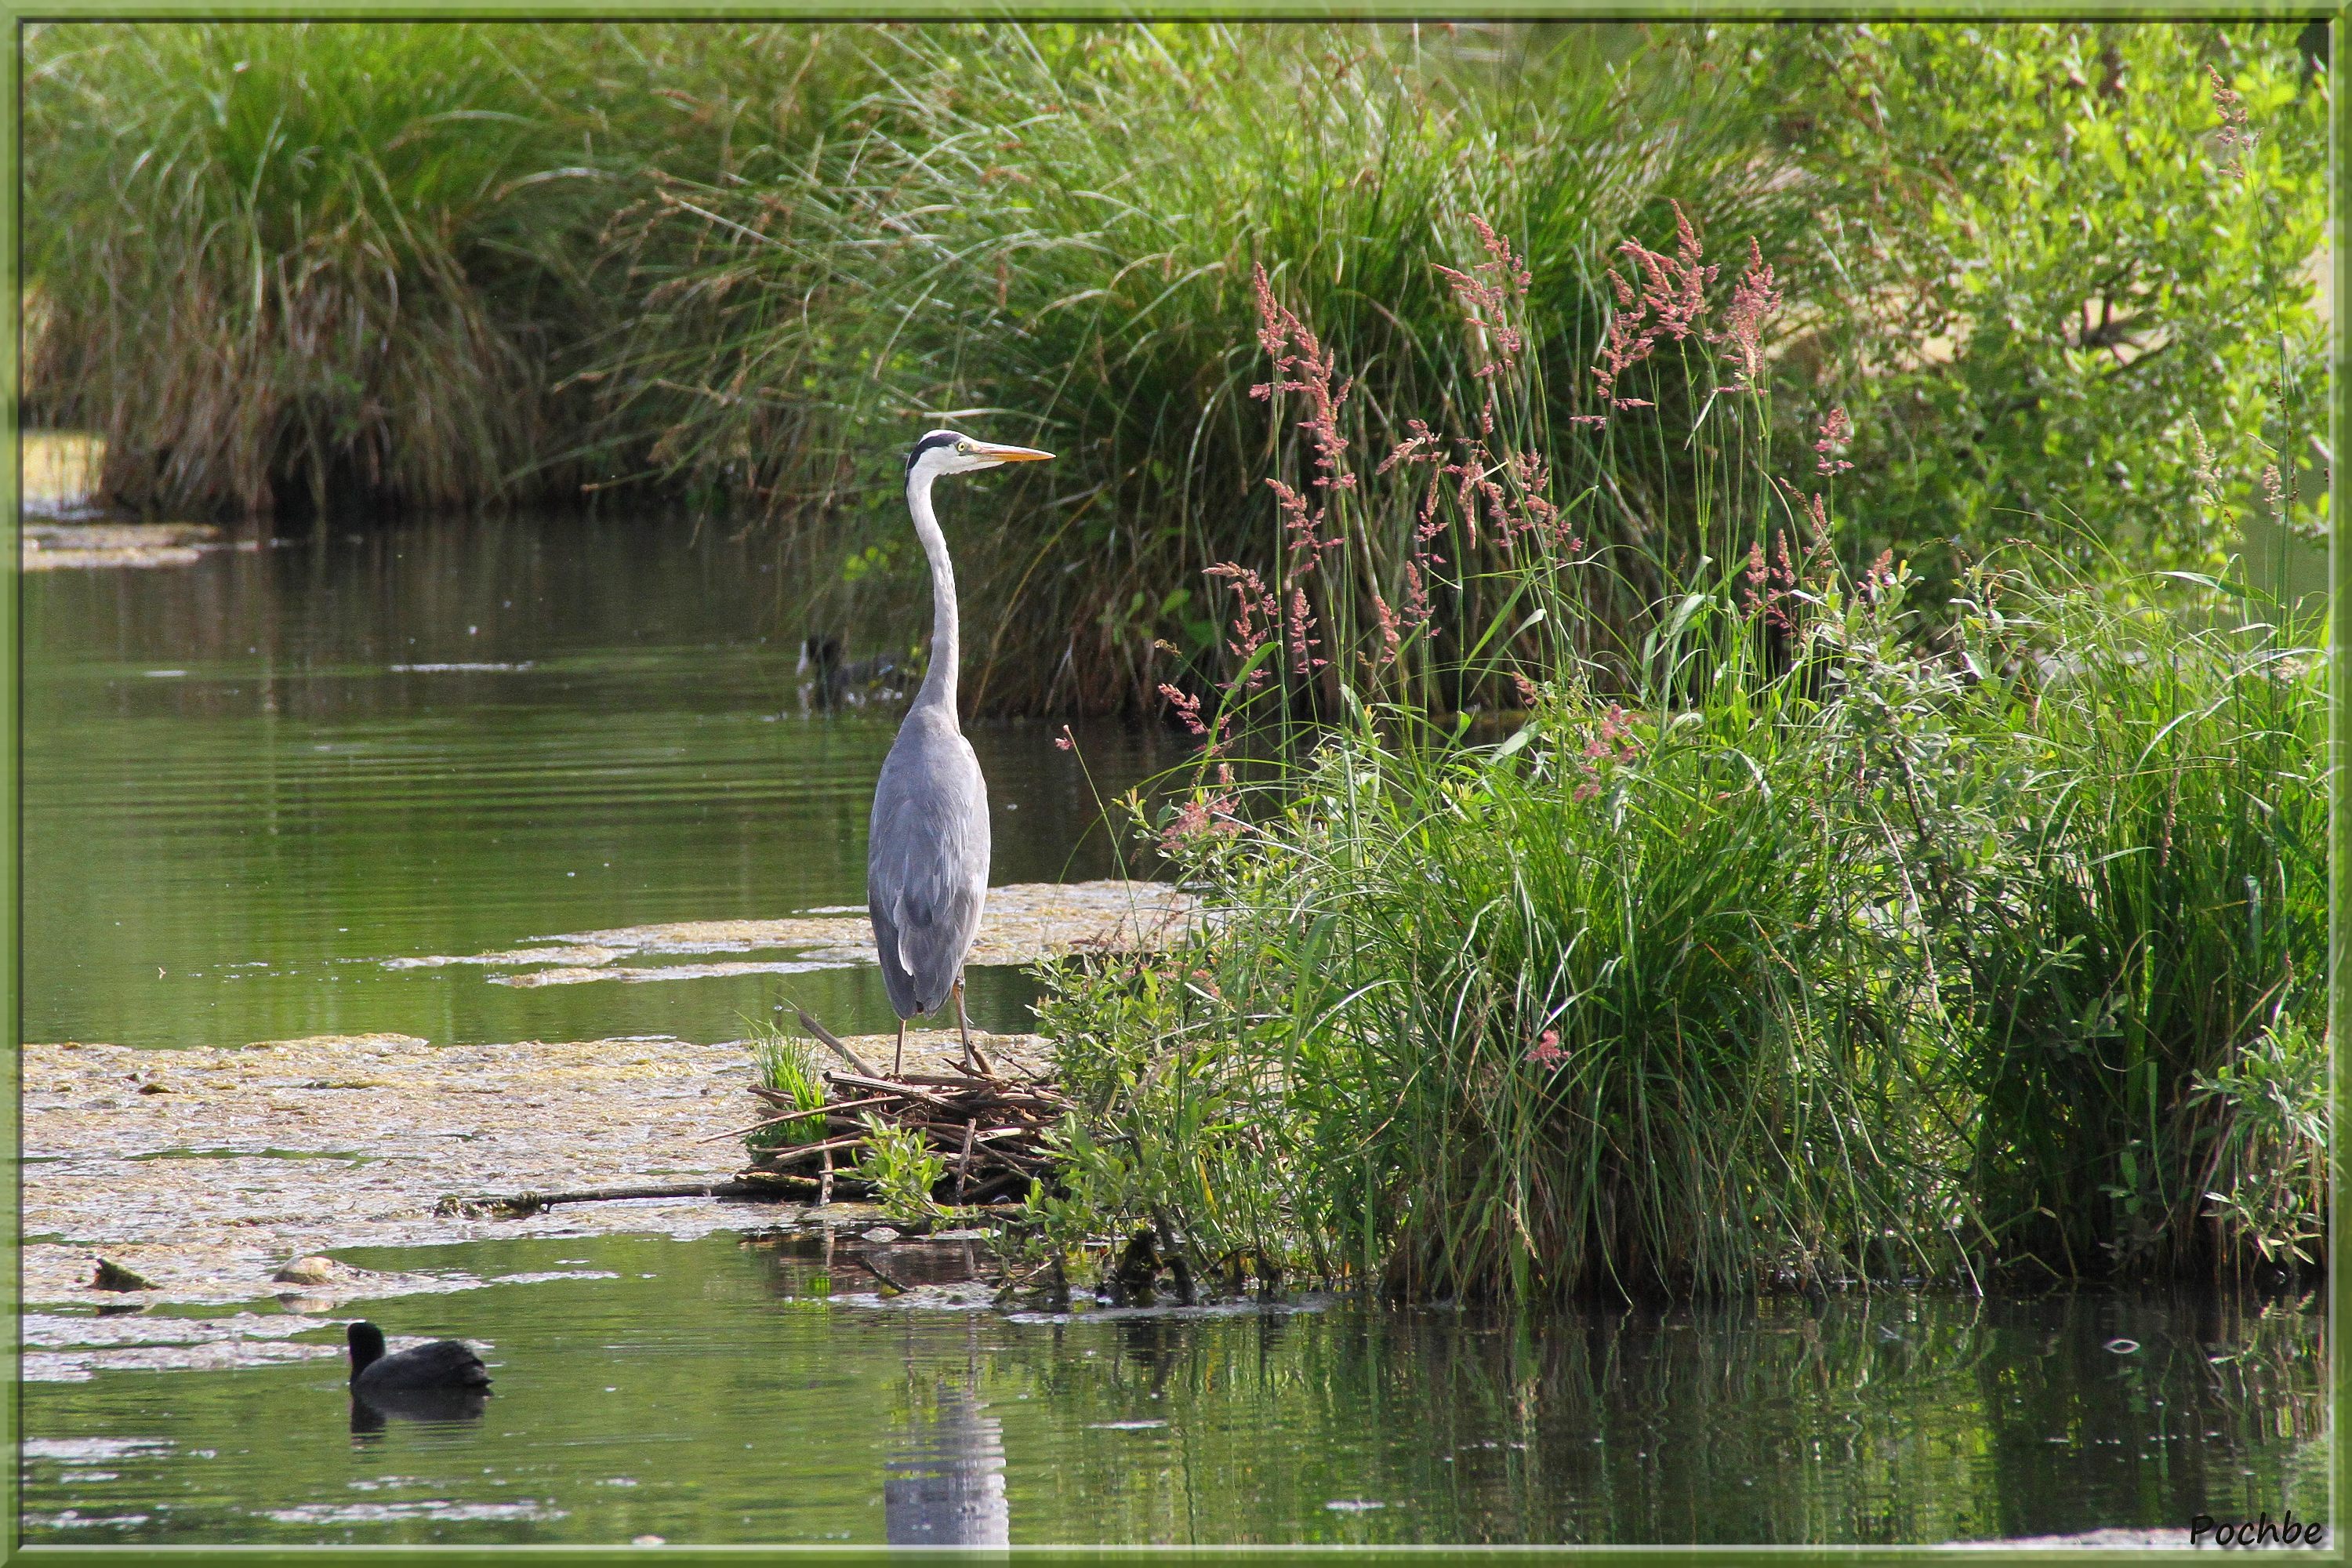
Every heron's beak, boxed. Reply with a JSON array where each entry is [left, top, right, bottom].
[[978, 441, 1054, 464]]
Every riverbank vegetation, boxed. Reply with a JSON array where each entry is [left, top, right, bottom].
[[25, 21, 2326, 713], [1035, 556, 2325, 1297], [27, 20, 2329, 1301], [1025, 145, 2327, 1298]]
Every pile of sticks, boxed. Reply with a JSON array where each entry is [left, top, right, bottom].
[[731, 1015, 1073, 1206]]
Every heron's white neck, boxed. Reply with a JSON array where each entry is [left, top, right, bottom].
[[906, 468, 960, 716]]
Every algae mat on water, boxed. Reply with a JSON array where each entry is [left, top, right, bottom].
[[23, 877, 1191, 1305], [384, 879, 1199, 986], [21, 1029, 1043, 1311]]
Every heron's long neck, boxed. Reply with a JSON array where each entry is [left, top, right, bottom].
[[907, 470, 960, 717]]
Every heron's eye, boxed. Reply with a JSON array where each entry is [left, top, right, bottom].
[[956, 441, 971, 454]]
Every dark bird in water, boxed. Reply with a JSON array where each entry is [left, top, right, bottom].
[[798, 634, 903, 711], [347, 1320, 492, 1395], [869, 430, 1052, 1077]]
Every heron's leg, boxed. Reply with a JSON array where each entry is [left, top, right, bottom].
[[953, 980, 995, 1079], [894, 1020, 906, 1079]]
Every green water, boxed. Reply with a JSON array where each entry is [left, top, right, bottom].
[[20, 1234, 2332, 1545], [24, 514, 1173, 1051], [21, 514, 2332, 1544]]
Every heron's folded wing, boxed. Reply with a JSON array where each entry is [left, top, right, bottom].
[[870, 781, 989, 1009]]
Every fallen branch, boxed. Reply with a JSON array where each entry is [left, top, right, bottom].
[[437, 1181, 788, 1220], [796, 1007, 880, 1078], [707, 1093, 899, 1144], [823, 1071, 957, 1110], [846, 1250, 915, 1294]]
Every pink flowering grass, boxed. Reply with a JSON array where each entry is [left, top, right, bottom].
[[1044, 134, 2325, 1298]]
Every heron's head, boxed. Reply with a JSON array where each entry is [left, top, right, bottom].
[[905, 429, 1054, 482]]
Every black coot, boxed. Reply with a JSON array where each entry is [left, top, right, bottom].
[[347, 1321, 492, 1395]]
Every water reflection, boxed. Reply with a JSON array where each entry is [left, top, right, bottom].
[[19, 1233, 2330, 1545], [884, 1377, 1011, 1546], [349, 1385, 492, 1439], [24, 510, 1176, 1051]]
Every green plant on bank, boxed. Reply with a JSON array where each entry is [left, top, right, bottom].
[[851, 1115, 949, 1228], [1937, 572, 2327, 1278], [1030, 118, 2325, 1298], [27, 23, 581, 514], [746, 1025, 828, 1153], [1775, 24, 2328, 590], [562, 22, 1822, 713], [2187, 1015, 2328, 1268], [21, 21, 884, 516]]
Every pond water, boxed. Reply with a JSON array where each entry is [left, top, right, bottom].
[[20, 510, 2333, 1545], [24, 511, 1174, 1051], [18, 1233, 2331, 1544]]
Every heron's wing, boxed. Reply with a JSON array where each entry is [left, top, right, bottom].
[[869, 727, 990, 1016]]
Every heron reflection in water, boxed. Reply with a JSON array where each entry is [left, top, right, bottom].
[[884, 1372, 1010, 1545]]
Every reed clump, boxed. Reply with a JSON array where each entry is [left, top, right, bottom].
[[615, 24, 1809, 713], [23, 22, 875, 517], [1029, 191, 2326, 1301], [30, 24, 582, 514]]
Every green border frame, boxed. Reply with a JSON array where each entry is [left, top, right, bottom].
[[0, 9, 2340, 1564]]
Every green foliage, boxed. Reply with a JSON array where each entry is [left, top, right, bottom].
[[22, 21, 873, 516], [27, 22, 2324, 724], [1046, 553, 2326, 1299], [1034, 101, 2327, 1294], [27, 23, 583, 512], [746, 1027, 827, 1152], [1931, 572, 2327, 1276], [850, 1114, 949, 1228], [458, 23, 1817, 713], [1775, 23, 2327, 587], [2189, 1014, 2328, 1266]]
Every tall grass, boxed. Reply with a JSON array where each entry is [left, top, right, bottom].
[[1944, 576, 2328, 1278], [22, 22, 873, 516], [596, 24, 1814, 713], [1029, 189, 2327, 1299], [31, 24, 576, 513], [30, 24, 2318, 728]]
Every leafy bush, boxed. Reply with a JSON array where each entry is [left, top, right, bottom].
[[851, 1115, 949, 1227], [1773, 23, 2327, 587], [2189, 1014, 2328, 1267]]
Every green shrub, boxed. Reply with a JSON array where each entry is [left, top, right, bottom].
[[1774, 23, 2327, 588], [851, 1115, 949, 1227], [2189, 1014, 2328, 1268]]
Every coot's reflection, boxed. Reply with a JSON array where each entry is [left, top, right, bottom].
[[350, 1385, 492, 1439], [884, 1382, 1009, 1545]]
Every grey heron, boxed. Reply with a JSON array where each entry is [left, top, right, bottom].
[[870, 430, 1052, 1076]]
